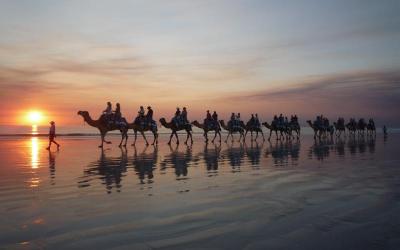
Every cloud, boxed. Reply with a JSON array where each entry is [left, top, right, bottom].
[[219, 70, 400, 125]]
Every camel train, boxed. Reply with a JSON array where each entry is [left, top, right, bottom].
[[77, 103, 377, 147]]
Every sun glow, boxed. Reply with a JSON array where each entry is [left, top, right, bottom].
[[27, 111, 43, 125]]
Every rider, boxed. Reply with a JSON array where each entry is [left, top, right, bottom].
[[174, 107, 181, 127], [255, 113, 260, 128], [114, 103, 121, 123], [146, 106, 153, 124], [250, 114, 255, 126], [103, 102, 112, 115], [138, 106, 145, 118], [206, 110, 212, 128], [212, 111, 218, 121], [278, 114, 284, 127], [182, 107, 188, 124]]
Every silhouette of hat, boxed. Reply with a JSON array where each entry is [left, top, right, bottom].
[[50, 121, 55, 124], [147, 106, 151, 109]]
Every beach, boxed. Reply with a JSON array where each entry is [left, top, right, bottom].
[[0, 133, 399, 249]]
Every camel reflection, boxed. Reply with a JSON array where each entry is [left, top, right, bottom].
[[160, 144, 197, 179], [221, 142, 245, 172], [245, 141, 263, 167], [200, 143, 221, 173], [309, 137, 376, 161], [132, 145, 158, 184], [265, 140, 300, 166], [308, 138, 334, 161], [79, 148, 128, 193]]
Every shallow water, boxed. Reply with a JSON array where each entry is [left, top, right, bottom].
[[0, 134, 399, 249]]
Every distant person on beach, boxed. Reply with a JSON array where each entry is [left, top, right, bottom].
[[383, 125, 388, 136], [46, 121, 60, 150]]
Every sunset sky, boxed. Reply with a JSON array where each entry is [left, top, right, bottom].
[[1, 0, 399, 130]]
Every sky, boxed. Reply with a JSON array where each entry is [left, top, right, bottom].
[[1, 0, 400, 130]]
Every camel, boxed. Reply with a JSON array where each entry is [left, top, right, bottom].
[[366, 120, 376, 137], [357, 119, 367, 137], [244, 120, 265, 141], [159, 118, 193, 145], [333, 121, 346, 138], [262, 121, 287, 141], [219, 120, 244, 143], [128, 122, 158, 146], [346, 122, 357, 136], [77, 111, 128, 148], [307, 120, 334, 140], [288, 120, 300, 140], [191, 120, 221, 143]]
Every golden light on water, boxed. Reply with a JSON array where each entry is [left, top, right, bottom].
[[31, 137, 39, 169], [31, 125, 38, 135]]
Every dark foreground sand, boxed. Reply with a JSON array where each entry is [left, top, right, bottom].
[[0, 133, 399, 249]]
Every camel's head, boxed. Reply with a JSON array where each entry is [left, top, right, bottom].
[[159, 118, 166, 123], [77, 111, 89, 117], [191, 120, 198, 125]]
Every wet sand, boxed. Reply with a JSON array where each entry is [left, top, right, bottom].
[[0, 133, 399, 249]]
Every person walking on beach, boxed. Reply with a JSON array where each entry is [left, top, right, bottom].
[[46, 121, 60, 150]]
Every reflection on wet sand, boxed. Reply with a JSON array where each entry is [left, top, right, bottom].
[[160, 144, 198, 180], [48, 151, 57, 185], [309, 137, 376, 160], [265, 140, 300, 166], [222, 142, 245, 172], [74, 136, 378, 192], [132, 145, 157, 184], [199, 143, 221, 173], [78, 148, 128, 193], [245, 141, 263, 167]]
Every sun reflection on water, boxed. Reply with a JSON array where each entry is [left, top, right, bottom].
[[31, 137, 39, 169], [29, 137, 42, 188], [31, 125, 38, 135]]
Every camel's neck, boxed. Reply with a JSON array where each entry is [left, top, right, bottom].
[[307, 121, 314, 129], [220, 121, 228, 130], [161, 120, 172, 128], [82, 114, 98, 127], [194, 122, 204, 129]]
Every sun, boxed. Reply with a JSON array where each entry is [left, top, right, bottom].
[[27, 111, 43, 125]]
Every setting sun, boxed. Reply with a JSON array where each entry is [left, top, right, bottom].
[[27, 111, 43, 125]]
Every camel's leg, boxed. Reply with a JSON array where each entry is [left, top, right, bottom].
[[168, 132, 174, 145], [99, 133, 105, 148], [260, 131, 265, 141], [175, 131, 180, 145], [189, 131, 193, 144], [211, 131, 217, 143], [268, 129, 272, 141], [151, 131, 157, 145], [131, 130, 138, 146], [103, 131, 112, 144], [225, 132, 230, 143], [141, 131, 149, 145], [204, 131, 208, 143], [119, 130, 124, 147]]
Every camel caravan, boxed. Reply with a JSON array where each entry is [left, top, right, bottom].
[[77, 103, 377, 147], [307, 115, 376, 140]]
